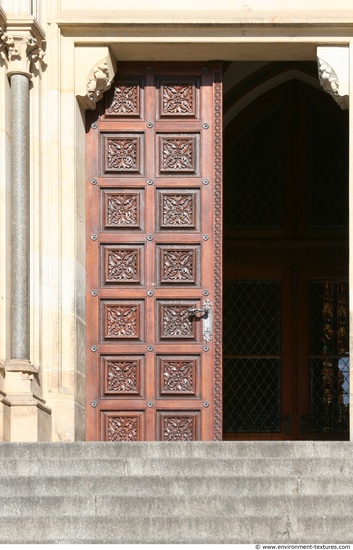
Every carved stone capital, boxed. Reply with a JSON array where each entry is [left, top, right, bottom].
[[317, 47, 349, 110], [75, 47, 117, 110], [1, 16, 45, 79]]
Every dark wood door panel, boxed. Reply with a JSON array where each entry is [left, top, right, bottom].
[[86, 62, 222, 441]]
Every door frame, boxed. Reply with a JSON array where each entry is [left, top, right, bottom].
[[47, 19, 353, 441]]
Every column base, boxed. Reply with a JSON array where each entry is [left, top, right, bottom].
[[0, 360, 52, 442]]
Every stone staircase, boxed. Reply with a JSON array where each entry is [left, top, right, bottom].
[[0, 441, 352, 543]]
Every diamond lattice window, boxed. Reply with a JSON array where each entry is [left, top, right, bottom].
[[223, 281, 281, 433]]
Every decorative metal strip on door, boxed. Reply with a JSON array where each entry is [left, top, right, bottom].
[[86, 62, 222, 441], [223, 280, 281, 433]]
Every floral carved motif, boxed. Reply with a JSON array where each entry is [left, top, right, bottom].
[[162, 194, 194, 227], [162, 84, 194, 115], [106, 193, 139, 227], [161, 304, 194, 338], [107, 416, 138, 441], [106, 360, 138, 393], [107, 83, 139, 115], [163, 416, 194, 441], [161, 249, 194, 282], [107, 249, 138, 281], [106, 305, 138, 338], [161, 138, 195, 172], [162, 361, 194, 393], [107, 138, 138, 171]]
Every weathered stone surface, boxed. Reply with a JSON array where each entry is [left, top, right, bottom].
[[0, 442, 352, 543]]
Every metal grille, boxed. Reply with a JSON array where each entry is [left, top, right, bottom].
[[310, 281, 349, 433], [224, 105, 284, 229], [223, 280, 281, 434], [223, 280, 280, 355], [306, 103, 349, 228], [223, 358, 281, 433]]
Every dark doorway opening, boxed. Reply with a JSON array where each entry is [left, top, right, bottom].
[[223, 68, 349, 440]]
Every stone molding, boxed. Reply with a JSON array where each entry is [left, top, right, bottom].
[[76, 48, 117, 110], [0, 6, 7, 60], [5, 359, 38, 374], [0, 6, 6, 31], [0, 16, 45, 78], [0, 358, 52, 442], [2, 392, 51, 414], [317, 46, 349, 110]]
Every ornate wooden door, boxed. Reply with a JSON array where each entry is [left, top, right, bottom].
[[86, 62, 222, 441]]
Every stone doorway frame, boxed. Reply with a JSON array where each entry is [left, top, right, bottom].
[[75, 43, 351, 443], [69, 24, 353, 442]]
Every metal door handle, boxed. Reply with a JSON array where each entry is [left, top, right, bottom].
[[188, 307, 206, 316], [188, 299, 212, 343]]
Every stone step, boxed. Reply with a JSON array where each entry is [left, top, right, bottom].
[[0, 441, 352, 459], [0, 441, 352, 543], [1, 494, 353, 518], [0, 515, 351, 544], [0, 474, 352, 497], [0, 456, 352, 477]]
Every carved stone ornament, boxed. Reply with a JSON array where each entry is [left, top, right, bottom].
[[317, 47, 349, 110], [1, 17, 46, 78], [86, 59, 114, 109], [0, 7, 7, 60]]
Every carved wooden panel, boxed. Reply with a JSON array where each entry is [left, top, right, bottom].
[[156, 189, 200, 231], [157, 134, 199, 176], [157, 355, 200, 396], [157, 411, 200, 441], [157, 300, 200, 342], [105, 80, 143, 118], [101, 244, 145, 286], [101, 300, 145, 342], [157, 78, 200, 119], [102, 411, 145, 441], [101, 355, 144, 397], [156, 244, 200, 286], [102, 189, 144, 231], [102, 133, 144, 176]]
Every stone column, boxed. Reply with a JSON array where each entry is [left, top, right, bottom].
[[10, 72, 30, 361], [0, 5, 8, 443], [0, 17, 51, 441]]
